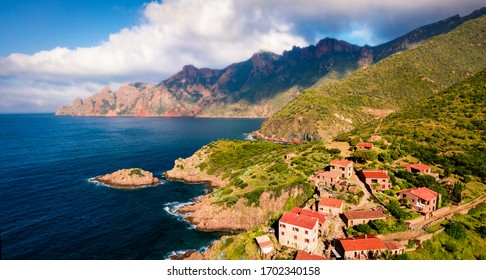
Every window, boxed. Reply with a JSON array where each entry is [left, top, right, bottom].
[[305, 239, 310, 243], [293, 227, 299, 232], [281, 232, 285, 236], [305, 230, 308, 235], [280, 224, 286, 228], [294, 235, 297, 240]]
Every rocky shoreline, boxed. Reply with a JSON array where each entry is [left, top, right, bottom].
[[92, 168, 161, 188]]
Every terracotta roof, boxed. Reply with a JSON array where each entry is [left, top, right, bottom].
[[330, 159, 353, 166], [344, 210, 385, 220], [290, 207, 303, 214], [255, 235, 273, 249], [319, 171, 341, 178], [319, 197, 344, 209], [400, 187, 438, 201], [361, 170, 389, 179], [338, 235, 387, 251], [295, 251, 330, 260], [279, 212, 318, 230], [410, 164, 431, 171], [357, 142, 373, 148], [300, 208, 327, 224], [384, 241, 404, 251]]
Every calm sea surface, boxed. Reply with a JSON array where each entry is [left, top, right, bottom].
[[0, 114, 263, 259]]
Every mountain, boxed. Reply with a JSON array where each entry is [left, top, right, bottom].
[[257, 14, 486, 141], [56, 9, 485, 118]]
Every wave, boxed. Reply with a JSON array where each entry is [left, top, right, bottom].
[[164, 243, 212, 260]]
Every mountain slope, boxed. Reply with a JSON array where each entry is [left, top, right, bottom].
[[56, 9, 485, 118], [257, 15, 486, 141]]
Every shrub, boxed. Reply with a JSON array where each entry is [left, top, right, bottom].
[[445, 222, 467, 240]]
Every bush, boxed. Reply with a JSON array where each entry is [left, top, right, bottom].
[[355, 224, 373, 234], [445, 222, 467, 240]]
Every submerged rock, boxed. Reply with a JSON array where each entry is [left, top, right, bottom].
[[93, 168, 160, 188]]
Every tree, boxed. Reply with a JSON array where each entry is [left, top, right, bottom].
[[352, 150, 377, 163], [451, 182, 464, 203]]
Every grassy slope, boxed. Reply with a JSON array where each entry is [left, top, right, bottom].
[[259, 16, 486, 141]]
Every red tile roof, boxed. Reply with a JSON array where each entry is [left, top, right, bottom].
[[344, 210, 385, 220], [295, 251, 330, 260], [410, 164, 431, 171], [300, 208, 327, 224], [400, 187, 438, 201], [357, 142, 373, 148], [338, 235, 387, 251], [320, 171, 340, 178], [290, 207, 303, 214], [330, 159, 353, 166], [361, 170, 389, 179], [384, 241, 404, 251], [319, 197, 344, 209], [279, 212, 318, 230]]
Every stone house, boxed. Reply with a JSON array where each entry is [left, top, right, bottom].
[[279, 209, 320, 253], [318, 197, 344, 216], [359, 170, 392, 192], [312, 170, 340, 188], [356, 142, 374, 150], [384, 241, 405, 256], [330, 159, 354, 179], [342, 210, 386, 227], [398, 187, 441, 214], [336, 235, 387, 260]]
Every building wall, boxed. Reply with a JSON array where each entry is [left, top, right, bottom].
[[400, 193, 439, 213], [344, 216, 385, 227], [318, 205, 342, 216], [278, 222, 318, 252], [365, 178, 391, 192], [330, 164, 353, 179]]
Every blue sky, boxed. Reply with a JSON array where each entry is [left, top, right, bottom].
[[0, 0, 484, 113]]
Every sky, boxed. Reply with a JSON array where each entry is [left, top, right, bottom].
[[0, 0, 484, 113]]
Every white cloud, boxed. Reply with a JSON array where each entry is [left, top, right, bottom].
[[0, 0, 483, 112]]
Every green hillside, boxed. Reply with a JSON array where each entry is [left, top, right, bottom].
[[258, 16, 486, 141], [351, 69, 486, 182]]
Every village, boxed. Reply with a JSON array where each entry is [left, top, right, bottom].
[[252, 136, 474, 260]]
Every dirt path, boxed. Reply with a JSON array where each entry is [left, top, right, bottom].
[[380, 195, 486, 242]]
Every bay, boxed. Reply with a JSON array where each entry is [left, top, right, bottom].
[[0, 114, 263, 259]]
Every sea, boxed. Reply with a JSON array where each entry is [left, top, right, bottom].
[[0, 114, 264, 259]]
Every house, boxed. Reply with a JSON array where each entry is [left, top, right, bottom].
[[356, 142, 374, 150], [279, 210, 319, 252], [342, 210, 386, 227], [255, 235, 274, 258], [368, 135, 382, 142], [407, 163, 432, 175], [295, 251, 330, 260], [359, 170, 392, 192], [318, 197, 344, 216], [336, 235, 387, 260], [398, 187, 441, 214], [330, 159, 354, 179], [285, 153, 298, 160], [384, 241, 405, 256], [312, 170, 340, 188]]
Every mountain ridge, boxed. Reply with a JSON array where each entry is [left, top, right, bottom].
[[56, 8, 486, 118]]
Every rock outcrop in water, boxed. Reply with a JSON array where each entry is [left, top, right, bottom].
[[93, 168, 160, 188]]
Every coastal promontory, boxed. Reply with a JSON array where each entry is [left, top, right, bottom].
[[92, 168, 161, 188]]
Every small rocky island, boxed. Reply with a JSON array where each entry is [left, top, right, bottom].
[[92, 168, 161, 188]]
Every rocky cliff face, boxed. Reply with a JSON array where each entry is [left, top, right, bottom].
[[92, 168, 160, 188]]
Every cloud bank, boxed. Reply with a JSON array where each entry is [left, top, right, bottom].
[[0, 0, 483, 112]]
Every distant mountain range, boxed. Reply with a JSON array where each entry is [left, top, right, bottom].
[[56, 8, 485, 118]]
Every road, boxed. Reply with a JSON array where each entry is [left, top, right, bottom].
[[380, 195, 486, 242]]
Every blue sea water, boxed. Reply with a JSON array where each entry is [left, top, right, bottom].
[[0, 114, 264, 259]]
